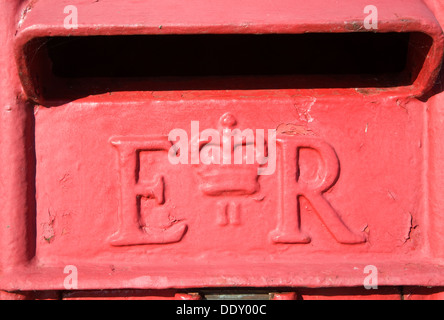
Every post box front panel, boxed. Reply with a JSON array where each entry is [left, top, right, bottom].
[[33, 95, 425, 264], [3, 0, 444, 291]]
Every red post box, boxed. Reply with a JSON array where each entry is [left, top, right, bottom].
[[2, 0, 444, 300]]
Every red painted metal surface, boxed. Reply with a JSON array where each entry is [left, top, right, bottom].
[[2, 0, 444, 299]]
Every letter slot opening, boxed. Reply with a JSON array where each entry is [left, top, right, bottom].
[[20, 32, 435, 103]]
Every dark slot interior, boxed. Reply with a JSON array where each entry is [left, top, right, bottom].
[[49, 33, 409, 77], [23, 32, 432, 102]]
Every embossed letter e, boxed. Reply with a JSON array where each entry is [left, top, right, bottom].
[[270, 135, 366, 244], [109, 136, 187, 246]]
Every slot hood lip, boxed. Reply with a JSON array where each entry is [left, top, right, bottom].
[[14, 0, 444, 103]]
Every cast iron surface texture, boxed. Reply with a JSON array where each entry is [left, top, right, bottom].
[[1, 0, 444, 295]]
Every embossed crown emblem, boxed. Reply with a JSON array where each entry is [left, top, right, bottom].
[[193, 113, 267, 197]]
